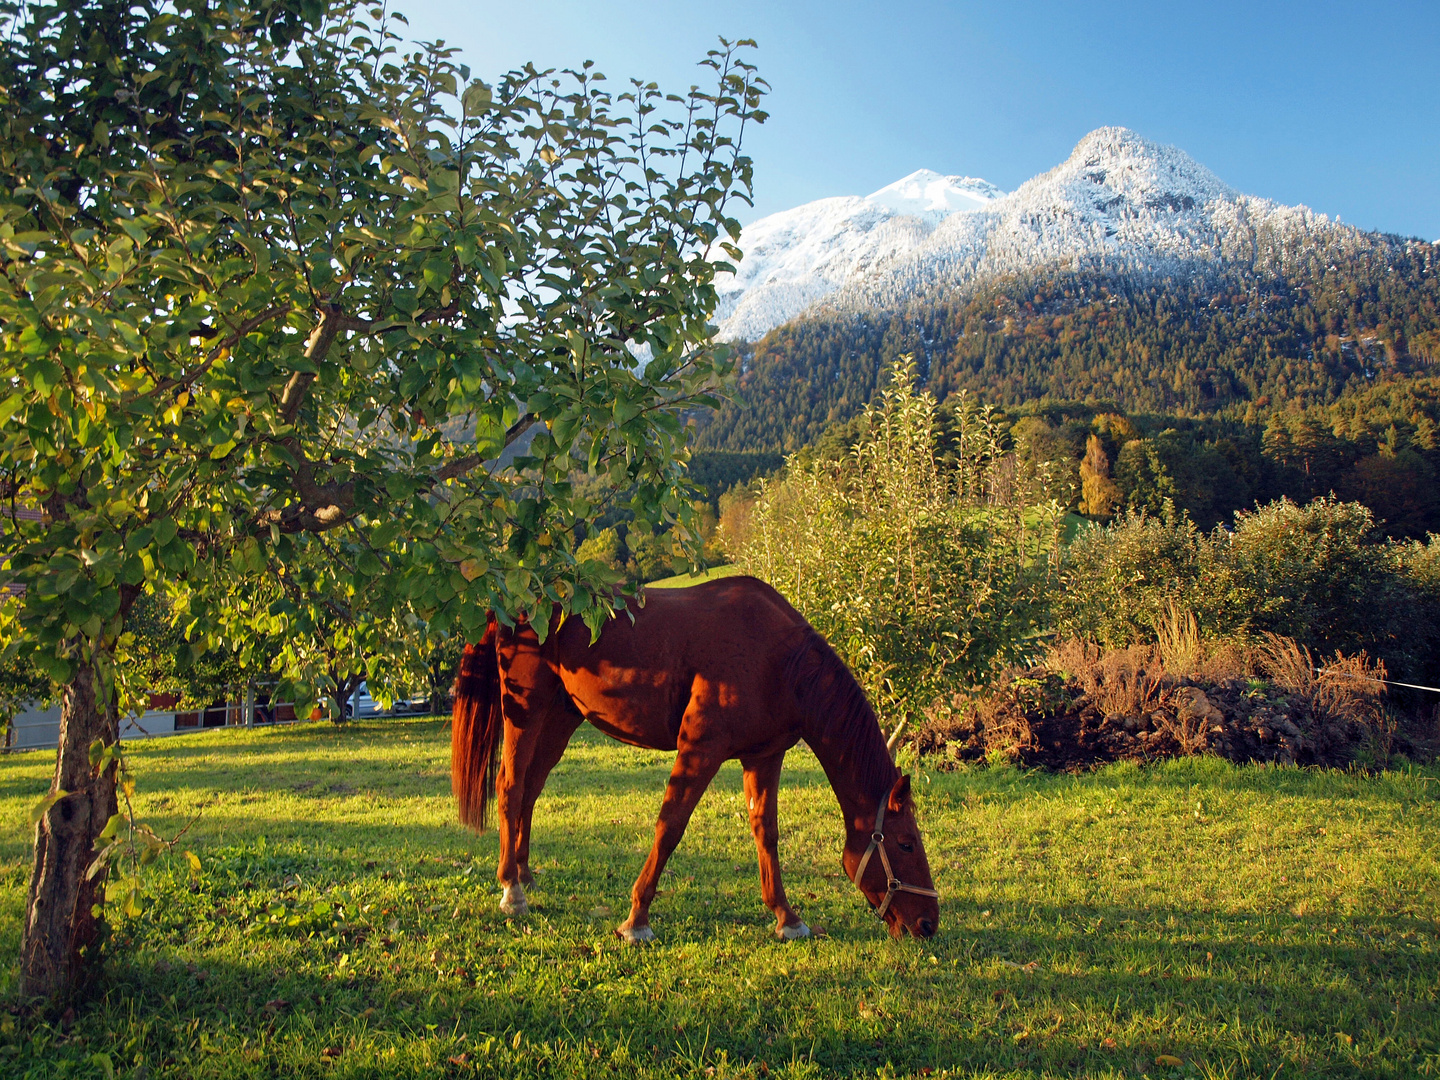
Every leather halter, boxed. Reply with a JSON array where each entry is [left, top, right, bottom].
[[852, 794, 940, 921]]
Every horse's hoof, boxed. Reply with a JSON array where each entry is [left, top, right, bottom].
[[616, 924, 655, 945], [499, 884, 528, 916], [777, 921, 811, 941]]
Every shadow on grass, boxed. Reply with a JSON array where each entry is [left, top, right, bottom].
[[38, 893, 1431, 1080]]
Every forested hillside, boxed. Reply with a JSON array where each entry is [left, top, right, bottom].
[[696, 237, 1440, 454]]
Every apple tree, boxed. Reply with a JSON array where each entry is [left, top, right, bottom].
[[0, 0, 763, 998]]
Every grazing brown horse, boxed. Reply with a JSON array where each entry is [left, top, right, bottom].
[[451, 575, 939, 941]]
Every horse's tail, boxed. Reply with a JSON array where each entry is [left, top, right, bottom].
[[452, 620, 504, 832]]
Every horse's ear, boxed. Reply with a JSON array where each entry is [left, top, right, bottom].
[[888, 774, 912, 812]]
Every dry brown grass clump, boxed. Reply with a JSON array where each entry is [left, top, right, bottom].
[[918, 628, 1421, 770], [1049, 639, 1167, 718], [1259, 633, 1387, 721]]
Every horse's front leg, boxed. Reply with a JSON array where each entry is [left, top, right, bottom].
[[617, 744, 722, 944], [742, 752, 809, 940]]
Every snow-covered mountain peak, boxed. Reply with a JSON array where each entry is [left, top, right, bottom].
[[864, 169, 1005, 217], [713, 167, 1006, 341], [714, 127, 1357, 342], [1036, 126, 1237, 210]]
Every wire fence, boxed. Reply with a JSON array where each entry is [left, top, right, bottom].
[[1315, 667, 1440, 695]]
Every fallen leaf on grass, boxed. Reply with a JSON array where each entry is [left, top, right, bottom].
[[1155, 1054, 1182, 1066], [448, 1053, 470, 1065], [1101, 1038, 1117, 1050], [263, 999, 289, 1012], [322, 1046, 342, 1059]]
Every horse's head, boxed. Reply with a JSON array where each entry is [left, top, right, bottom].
[[843, 775, 940, 939]]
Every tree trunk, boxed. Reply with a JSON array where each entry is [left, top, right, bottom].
[[328, 671, 362, 723], [20, 654, 118, 1000]]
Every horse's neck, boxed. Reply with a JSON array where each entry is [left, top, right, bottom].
[[803, 715, 897, 836]]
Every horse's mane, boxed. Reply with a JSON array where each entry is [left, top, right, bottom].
[[784, 630, 899, 802]]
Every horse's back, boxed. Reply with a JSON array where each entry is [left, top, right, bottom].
[[551, 575, 812, 754]]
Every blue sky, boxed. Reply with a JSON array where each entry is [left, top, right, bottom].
[[398, 1, 1440, 240]]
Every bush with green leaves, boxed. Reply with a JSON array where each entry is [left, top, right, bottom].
[[1227, 498, 1437, 676], [732, 360, 1064, 724], [1056, 497, 1440, 682]]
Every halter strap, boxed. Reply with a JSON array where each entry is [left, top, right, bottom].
[[851, 792, 940, 921]]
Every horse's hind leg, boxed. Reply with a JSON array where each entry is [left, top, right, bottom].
[[618, 744, 723, 944], [494, 716, 542, 915], [514, 697, 584, 886], [742, 752, 809, 940]]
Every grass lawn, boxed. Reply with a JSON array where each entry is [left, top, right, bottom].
[[0, 719, 1436, 1079]]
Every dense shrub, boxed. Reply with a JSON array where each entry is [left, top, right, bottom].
[[1056, 508, 1227, 647], [1057, 498, 1440, 682], [728, 361, 1064, 723], [1227, 499, 1426, 665]]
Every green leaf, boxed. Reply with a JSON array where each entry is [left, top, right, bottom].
[[97, 812, 125, 842], [0, 392, 24, 426], [87, 844, 118, 880], [461, 82, 492, 116], [29, 789, 68, 825], [422, 256, 451, 290]]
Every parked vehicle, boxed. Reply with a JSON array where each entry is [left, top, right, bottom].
[[342, 683, 429, 719], [343, 682, 382, 719]]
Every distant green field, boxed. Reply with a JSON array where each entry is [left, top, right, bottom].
[[1, 720, 1436, 1078], [646, 563, 746, 589]]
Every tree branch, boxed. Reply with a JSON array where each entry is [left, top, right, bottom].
[[279, 307, 345, 425], [130, 305, 291, 403]]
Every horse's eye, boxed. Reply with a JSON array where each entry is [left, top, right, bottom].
[[897, 840, 915, 853]]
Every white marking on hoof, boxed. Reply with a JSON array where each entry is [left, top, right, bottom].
[[499, 882, 529, 916], [778, 921, 811, 941], [616, 923, 655, 945]]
